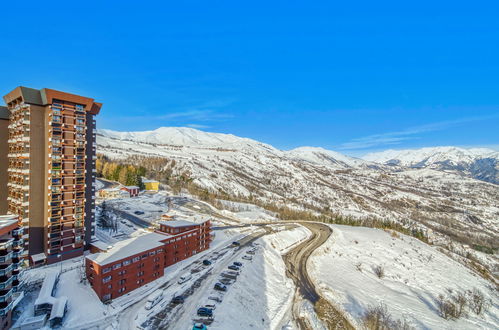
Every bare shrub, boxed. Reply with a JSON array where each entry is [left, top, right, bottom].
[[363, 303, 414, 330], [468, 288, 489, 315], [374, 265, 385, 279], [452, 291, 467, 318], [356, 262, 362, 272], [437, 294, 457, 320], [363, 302, 393, 329]]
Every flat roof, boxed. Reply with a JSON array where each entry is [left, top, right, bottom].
[[158, 220, 198, 228], [90, 240, 112, 251], [86, 232, 168, 265]]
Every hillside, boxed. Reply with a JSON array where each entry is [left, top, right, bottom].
[[96, 127, 499, 276]]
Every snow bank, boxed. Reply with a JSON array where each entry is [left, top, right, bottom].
[[309, 225, 499, 329]]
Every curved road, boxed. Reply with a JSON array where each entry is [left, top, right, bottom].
[[284, 222, 353, 330]]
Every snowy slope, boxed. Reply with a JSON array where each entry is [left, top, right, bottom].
[[287, 146, 370, 168], [96, 127, 499, 274], [309, 225, 499, 329], [364, 147, 499, 184]]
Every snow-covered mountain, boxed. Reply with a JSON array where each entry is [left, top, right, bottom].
[[287, 146, 372, 168], [96, 127, 499, 264], [363, 146, 499, 184]]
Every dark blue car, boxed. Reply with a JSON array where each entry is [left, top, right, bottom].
[[203, 259, 212, 266], [233, 262, 242, 267], [197, 307, 213, 317]]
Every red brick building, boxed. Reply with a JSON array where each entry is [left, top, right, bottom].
[[86, 219, 211, 301]]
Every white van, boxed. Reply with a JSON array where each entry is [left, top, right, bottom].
[[178, 273, 192, 284], [144, 290, 164, 310]]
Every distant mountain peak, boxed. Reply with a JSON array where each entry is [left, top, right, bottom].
[[363, 146, 499, 184]]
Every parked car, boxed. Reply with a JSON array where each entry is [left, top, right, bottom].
[[208, 296, 223, 303], [204, 304, 216, 310], [232, 241, 241, 246], [197, 307, 213, 317], [242, 255, 252, 260], [228, 265, 240, 271], [233, 261, 242, 267], [178, 273, 192, 284], [246, 250, 255, 255], [134, 211, 144, 215], [171, 296, 185, 304], [219, 278, 233, 285], [145, 290, 164, 310], [214, 283, 227, 291], [220, 272, 238, 280], [203, 259, 212, 266], [193, 323, 207, 330]]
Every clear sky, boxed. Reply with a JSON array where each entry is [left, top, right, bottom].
[[1, 1, 498, 156]]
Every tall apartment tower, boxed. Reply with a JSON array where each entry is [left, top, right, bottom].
[[2, 87, 102, 265], [0, 106, 9, 214]]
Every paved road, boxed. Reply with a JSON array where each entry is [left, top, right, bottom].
[[284, 222, 353, 330]]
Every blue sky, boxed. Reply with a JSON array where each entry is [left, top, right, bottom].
[[1, 1, 498, 156]]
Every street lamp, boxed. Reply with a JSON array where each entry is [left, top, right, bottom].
[[57, 254, 62, 274]]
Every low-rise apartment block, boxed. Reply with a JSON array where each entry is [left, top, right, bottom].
[[86, 219, 211, 301]]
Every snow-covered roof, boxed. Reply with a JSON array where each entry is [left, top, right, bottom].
[[90, 240, 112, 251], [142, 179, 159, 183], [124, 186, 139, 189], [49, 296, 68, 320], [34, 270, 59, 307], [31, 252, 47, 263], [159, 220, 197, 228], [86, 233, 168, 265]]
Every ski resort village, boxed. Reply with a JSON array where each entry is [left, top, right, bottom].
[[0, 87, 498, 330]]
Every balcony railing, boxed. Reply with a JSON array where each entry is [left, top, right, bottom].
[[0, 276, 14, 290], [0, 239, 14, 250], [0, 289, 12, 303], [0, 264, 13, 276], [0, 252, 13, 264], [0, 301, 13, 316]]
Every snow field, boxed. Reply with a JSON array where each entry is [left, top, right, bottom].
[[309, 225, 499, 329]]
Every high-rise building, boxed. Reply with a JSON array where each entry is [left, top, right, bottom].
[[2, 87, 102, 265], [0, 107, 10, 215]]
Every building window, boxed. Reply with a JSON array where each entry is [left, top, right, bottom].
[[123, 260, 131, 266], [118, 270, 127, 276], [119, 279, 126, 285], [112, 263, 122, 270], [103, 294, 111, 301], [103, 267, 111, 274], [118, 287, 126, 293], [141, 254, 148, 259], [149, 251, 156, 256], [108, 284, 112, 289], [103, 276, 112, 283], [137, 271, 144, 277], [132, 256, 140, 263]]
